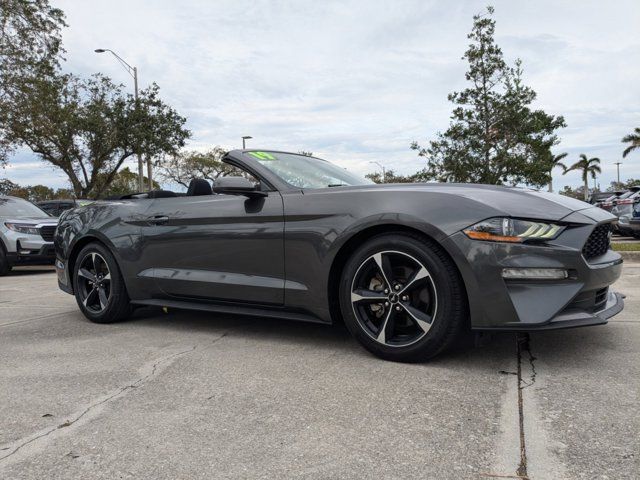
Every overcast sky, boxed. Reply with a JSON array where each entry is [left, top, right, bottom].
[[3, 0, 639, 191]]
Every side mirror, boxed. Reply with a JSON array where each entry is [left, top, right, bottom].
[[213, 176, 267, 197]]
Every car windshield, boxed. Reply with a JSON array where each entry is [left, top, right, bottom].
[[246, 151, 372, 189], [0, 197, 49, 217]]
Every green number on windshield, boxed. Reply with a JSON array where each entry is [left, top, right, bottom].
[[248, 151, 276, 160]]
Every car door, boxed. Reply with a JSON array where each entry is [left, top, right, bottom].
[[138, 191, 285, 305]]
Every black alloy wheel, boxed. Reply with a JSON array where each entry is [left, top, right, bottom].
[[73, 243, 132, 323], [339, 233, 467, 362]]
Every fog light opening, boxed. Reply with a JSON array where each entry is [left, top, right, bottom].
[[502, 268, 568, 280]]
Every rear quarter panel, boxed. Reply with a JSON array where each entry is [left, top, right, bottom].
[[55, 200, 152, 296]]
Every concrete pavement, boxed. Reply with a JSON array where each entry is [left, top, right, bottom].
[[0, 266, 638, 479]]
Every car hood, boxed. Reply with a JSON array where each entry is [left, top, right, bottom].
[[0, 216, 58, 225], [342, 183, 615, 223]]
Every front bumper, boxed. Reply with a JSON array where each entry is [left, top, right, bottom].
[[6, 246, 56, 266], [2, 228, 56, 266], [479, 291, 624, 331], [446, 221, 624, 330]]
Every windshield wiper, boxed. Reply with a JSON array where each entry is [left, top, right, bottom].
[[328, 183, 347, 187]]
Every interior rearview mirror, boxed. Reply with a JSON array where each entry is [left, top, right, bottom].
[[213, 176, 267, 197]]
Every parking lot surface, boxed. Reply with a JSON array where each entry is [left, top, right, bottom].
[[1, 267, 638, 479]]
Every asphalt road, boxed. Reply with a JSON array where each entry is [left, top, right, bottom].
[[0, 267, 638, 479]]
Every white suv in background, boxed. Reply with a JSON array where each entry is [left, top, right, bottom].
[[0, 196, 59, 276]]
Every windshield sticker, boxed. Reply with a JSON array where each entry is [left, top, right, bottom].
[[248, 151, 276, 160]]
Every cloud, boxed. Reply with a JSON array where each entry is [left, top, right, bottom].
[[4, 0, 639, 191]]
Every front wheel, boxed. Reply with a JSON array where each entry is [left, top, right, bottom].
[[73, 243, 132, 323], [339, 233, 467, 362], [0, 248, 11, 276]]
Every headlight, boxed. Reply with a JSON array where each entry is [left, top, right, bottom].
[[4, 223, 41, 235], [463, 218, 564, 243]]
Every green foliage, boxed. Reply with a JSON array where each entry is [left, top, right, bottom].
[[547, 152, 568, 192], [622, 127, 640, 158], [0, 178, 73, 201], [563, 154, 601, 200], [411, 6, 566, 187], [0, 0, 67, 165], [607, 178, 640, 192], [3, 72, 190, 198], [365, 170, 420, 184], [156, 147, 233, 188], [99, 167, 158, 198], [558, 185, 586, 200]]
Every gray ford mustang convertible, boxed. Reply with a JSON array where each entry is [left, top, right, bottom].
[[55, 150, 624, 361]]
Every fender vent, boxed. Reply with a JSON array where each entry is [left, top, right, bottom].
[[582, 223, 612, 259]]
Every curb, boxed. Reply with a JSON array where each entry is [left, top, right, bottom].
[[618, 251, 640, 262]]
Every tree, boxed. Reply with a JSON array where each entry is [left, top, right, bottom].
[[563, 154, 601, 200], [365, 170, 419, 184], [0, 178, 20, 195], [3, 72, 190, 198], [0, 178, 73, 201], [622, 127, 640, 158], [558, 185, 585, 200], [411, 6, 566, 187], [298, 151, 313, 157], [100, 167, 158, 198], [0, 0, 67, 165], [607, 178, 640, 192], [156, 147, 232, 188], [547, 152, 568, 192]]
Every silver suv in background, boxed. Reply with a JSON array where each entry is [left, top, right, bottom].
[[0, 196, 59, 275]]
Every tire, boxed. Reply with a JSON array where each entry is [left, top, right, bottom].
[[72, 242, 132, 323], [0, 248, 11, 276], [339, 232, 467, 362]]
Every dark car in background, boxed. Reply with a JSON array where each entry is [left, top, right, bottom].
[[37, 199, 93, 217], [54, 150, 624, 362]]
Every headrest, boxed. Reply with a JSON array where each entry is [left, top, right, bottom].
[[187, 179, 212, 196]]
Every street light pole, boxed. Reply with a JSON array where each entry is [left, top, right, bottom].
[[242, 136, 252, 149], [369, 161, 386, 184], [615, 162, 622, 184], [94, 48, 147, 192]]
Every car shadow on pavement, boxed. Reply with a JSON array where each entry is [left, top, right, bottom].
[[6, 267, 55, 276], [126, 306, 517, 367]]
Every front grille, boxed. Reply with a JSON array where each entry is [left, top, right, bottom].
[[39, 225, 56, 242], [582, 223, 612, 259]]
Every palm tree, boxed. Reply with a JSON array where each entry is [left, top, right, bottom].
[[548, 152, 568, 192], [622, 127, 640, 158], [563, 154, 601, 201]]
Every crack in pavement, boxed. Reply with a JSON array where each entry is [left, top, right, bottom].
[[0, 332, 228, 466], [515, 332, 537, 480], [0, 310, 78, 329]]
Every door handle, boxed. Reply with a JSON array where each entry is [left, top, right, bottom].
[[146, 215, 169, 225]]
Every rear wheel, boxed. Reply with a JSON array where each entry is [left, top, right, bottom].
[[73, 243, 132, 323], [339, 233, 467, 362]]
